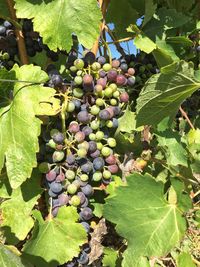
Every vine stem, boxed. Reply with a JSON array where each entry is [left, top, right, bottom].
[[179, 106, 195, 130], [6, 0, 29, 65], [91, 0, 110, 56]]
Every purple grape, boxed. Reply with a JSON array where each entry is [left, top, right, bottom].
[[112, 106, 121, 116], [52, 206, 59, 217], [84, 51, 96, 64], [68, 122, 80, 133], [99, 70, 107, 78], [97, 78, 107, 89], [75, 131, 85, 142], [58, 193, 69, 205], [77, 251, 89, 265], [108, 164, 119, 173], [77, 111, 90, 123], [97, 56, 106, 65], [93, 157, 105, 170], [81, 197, 89, 208], [112, 118, 118, 127], [52, 132, 64, 144], [52, 198, 60, 208], [127, 76, 136, 86], [51, 74, 63, 86], [46, 170, 57, 182], [88, 141, 97, 153], [120, 92, 129, 103], [112, 59, 120, 68], [116, 74, 127, 86], [90, 149, 100, 158], [81, 161, 93, 173], [55, 173, 65, 182], [81, 184, 94, 197], [50, 182, 63, 194], [83, 74, 93, 85], [48, 189, 57, 198], [99, 110, 110, 120], [79, 207, 93, 221], [82, 126, 93, 136], [120, 63, 128, 72], [77, 192, 86, 204], [105, 154, 117, 165], [107, 70, 117, 82], [80, 103, 88, 111], [72, 99, 81, 109], [102, 178, 112, 185], [66, 154, 75, 165], [81, 222, 90, 233]]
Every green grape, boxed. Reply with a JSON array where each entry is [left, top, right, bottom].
[[52, 151, 65, 162], [110, 98, 117, 105], [104, 87, 113, 97], [66, 101, 75, 112], [90, 105, 100, 115], [107, 138, 116, 147], [113, 91, 120, 98], [48, 139, 56, 149], [77, 148, 87, 157], [95, 131, 104, 141], [89, 133, 96, 141], [91, 120, 100, 130], [67, 184, 78, 194], [93, 171, 103, 181], [101, 147, 111, 157], [78, 141, 89, 150], [91, 62, 101, 71], [38, 162, 50, 173], [96, 142, 103, 150], [96, 98, 104, 107], [80, 174, 89, 181], [109, 83, 117, 92], [74, 76, 83, 85], [73, 88, 84, 98], [139, 66, 145, 73], [103, 170, 111, 179], [77, 70, 83, 76], [103, 63, 112, 71], [106, 120, 113, 128], [65, 170, 76, 180], [70, 66, 77, 72], [74, 59, 84, 69], [70, 195, 81, 206]]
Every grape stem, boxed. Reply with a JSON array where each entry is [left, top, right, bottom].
[[179, 106, 195, 130]]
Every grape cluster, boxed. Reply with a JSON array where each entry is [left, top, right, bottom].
[[38, 52, 132, 266]]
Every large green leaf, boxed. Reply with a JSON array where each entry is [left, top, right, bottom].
[[104, 173, 190, 267], [142, 0, 157, 27], [102, 247, 118, 267], [0, 64, 59, 189], [0, 170, 43, 244], [0, 244, 32, 267], [176, 252, 196, 267], [0, 172, 12, 198], [14, 0, 101, 51], [23, 207, 87, 267], [136, 61, 200, 127]]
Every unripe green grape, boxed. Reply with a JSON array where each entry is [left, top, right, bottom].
[[80, 174, 89, 181], [70, 195, 81, 206], [103, 63, 112, 71], [52, 151, 65, 162], [101, 147, 111, 157], [91, 120, 100, 130], [97, 142, 103, 150], [139, 66, 145, 73], [74, 59, 84, 69], [104, 87, 113, 97], [93, 171, 103, 181], [107, 138, 116, 147], [77, 70, 83, 76], [91, 62, 101, 71], [109, 83, 117, 92], [74, 76, 83, 85], [89, 133, 96, 141], [95, 131, 104, 141], [106, 120, 113, 128], [110, 98, 117, 106], [90, 105, 100, 115], [113, 91, 120, 98], [48, 139, 56, 149], [67, 184, 78, 194], [96, 98, 104, 107], [70, 66, 77, 72], [73, 88, 84, 98], [66, 101, 75, 112], [103, 170, 111, 179], [65, 170, 76, 180], [78, 141, 89, 150], [38, 162, 50, 173], [77, 148, 87, 157]]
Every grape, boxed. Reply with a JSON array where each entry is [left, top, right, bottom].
[[113, 90, 120, 98], [77, 192, 86, 204], [79, 207, 93, 221], [66, 101, 75, 112], [92, 171, 102, 181], [52, 132, 64, 144], [83, 74, 93, 85], [96, 98, 104, 107], [116, 74, 127, 86], [90, 105, 100, 115], [0, 26, 6, 34], [112, 106, 121, 116], [58, 193, 69, 205], [103, 63, 112, 71], [139, 66, 145, 73], [52, 206, 59, 217], [73, 87, 84, 98], [112, 59, 120, 68], [110, 98, 117, 105], [72, 179, 81, 189], [108, 164, 119, 173], [197, 45, 200, 52], [99, 70, 107, 77], [103, 170, 112, 179], [127, 76, 136, 86], [75, 131, 85, 143], [81, 161, 93, 173], [48, 189, 57, 198], [74, 58, 84, 69], [120, 63, 128, 72], [105, 154, 117, 165], [66, 260, 76, 267], [107, 70, 117, 82], [91, 62, 101, 71], [77, 251, 89, 265], [66, 154, 75, 165], [81, 184, 94, 197], [67, 184, 78, 194], [65, 169, 76, 180], [99, 110, 110, 120], [107, 138, 116, 147], [89, 133, 96, 141], [70, 66, 77, 72], [93, 157, 105, 170], [97, 77, 107, 89], [80, 174, 89, 182], [97, 56, 106, 65], [102, 147, 111, 157], [94, 84, 103, 93], [128, 68, 135, 75], [70, 195, 81, 206], [4, 21, 12, 29], [51, 74, 63, 86], [52, 151, 65, 162], [81, 103, 88, 111], [81, 222, 90, 233], [39, 162, 50, 173], [88, 141, 97, 153], [104, 87, 113, 97], [74, 76, 83, 85], [77, 148, 87, 157], [77, 111, 90, 123], [82, 126, 93, 136], [120, 92, 129, 103], [52, 198, 60, 208], [81, 197, 89, 208], [46, 170, 57, 182], [90, 120, 100, 130], [96, 142, 103, 150], [90, 149, 100, 158], [50, 182, 63, 194], [106, 120, 113, 128], [55, 173, 65, 182], [84, 51, 95, 64]]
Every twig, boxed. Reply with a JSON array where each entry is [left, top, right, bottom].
[[192, 257, 200, 266], [91, 0, 110, 56], [6, 0, 29, 65], [179, 106, 195, 130], [105, 36, 133, 44]]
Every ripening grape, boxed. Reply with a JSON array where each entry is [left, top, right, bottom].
[[93, 157, 105, 170], [79, 207, 93, 221], [81, 184, 94, 196], [67, 184, 78, 194], [65, 169, 76, 180], [46, 170, 57, 182], [50, 181, 63, 194]]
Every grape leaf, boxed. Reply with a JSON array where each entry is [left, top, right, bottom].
[[117, 107, 138, 134], [106, 0, 139, 38], [176, 252, 196, 267], [14, 0, 101, 51], [142, 0, 157, 27], [0, 244, 33, 267], [104, 173, 189, 267], [0, 170, 43, 244], [0, 64, 59, 189], [136, 61, 200, 127], [134, 33, 156, 54], [23, 207, 87, 267], [102, 247, 118, 267], [0, 172, 12, 198]]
